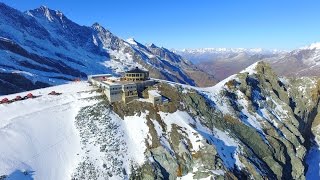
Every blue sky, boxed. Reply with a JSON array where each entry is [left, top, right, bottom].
[[1, 0, 320, 50]]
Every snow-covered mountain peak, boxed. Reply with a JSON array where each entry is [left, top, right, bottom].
[[28, 6, 70, 26], [38, 5, 50, 12], [33, 5, 56, 21], [55, 10, 64, 19], [147, 43, 171, 52], [300, 42, 320, 50], [148, 43, 158, 48], [126, 38, 138, 45], [309, 42, 320, 50], [208, 61, 264, 92], [240, 61, 261, 74], [92, 22, 115, 38], [92, 22, 104, 30]]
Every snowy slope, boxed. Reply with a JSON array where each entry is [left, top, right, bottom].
[[0, 82, 97, 179], [0, 81, 216, 179], [0, 82, 157, 179]]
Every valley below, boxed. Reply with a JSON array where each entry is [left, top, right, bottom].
[[176, 45, 320, 81]]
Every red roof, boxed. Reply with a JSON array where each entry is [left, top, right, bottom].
[[49, 91, 56, 95], [15, 96, 22, 100], [26, 93, 33, 98], [1, 98, 9, 102]]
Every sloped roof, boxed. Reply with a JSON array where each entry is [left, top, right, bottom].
[[148, 90, 161, 97], [126, 67, 148, 74]]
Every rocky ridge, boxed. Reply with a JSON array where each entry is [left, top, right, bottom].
[[72, 62, 320, 179]]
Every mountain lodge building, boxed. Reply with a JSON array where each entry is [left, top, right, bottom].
[[88, 67, 164, 104], [124, 67, 149, 81]]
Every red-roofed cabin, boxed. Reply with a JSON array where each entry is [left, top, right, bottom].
[[1, 98, 9, 103], [48, 91, 62, 96], [26, 93, 34, 99], [49, 91, 57, 95], [15, 96, 22, 101]]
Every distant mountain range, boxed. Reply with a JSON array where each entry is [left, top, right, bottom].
[[0, 3, 216, 95], [175, 44, 320, 80], [175, 48, 284, 63]]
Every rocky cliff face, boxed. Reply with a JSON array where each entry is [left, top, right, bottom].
[[0, 3, 216, 95], [72, 62, 320, 179]]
